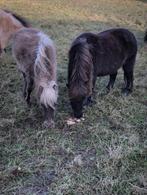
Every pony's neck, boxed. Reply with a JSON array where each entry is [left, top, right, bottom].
[[0, 10, 25, 50]]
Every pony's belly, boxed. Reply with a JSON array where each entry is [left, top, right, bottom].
[[96, 65, 120, 76], [97, 72, 111, 76], [95, 54, 124, 76]]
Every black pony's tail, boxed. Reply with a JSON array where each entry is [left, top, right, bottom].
[[144, 31, 147, 42]]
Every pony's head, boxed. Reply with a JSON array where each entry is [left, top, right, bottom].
[[68, 79, 90, 118], [67, 38, 93, 118]]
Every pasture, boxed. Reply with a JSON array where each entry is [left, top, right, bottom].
[[0, 0, 147, 194]]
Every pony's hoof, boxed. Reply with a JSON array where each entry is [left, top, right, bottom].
[[26, 101, 31, 108], [106, 88, 110, 94], [89, 99, 96, 106], [43, 120, 55, 129], [106, 86, 114, 94], [24, 96, 31, 107], [121, 88, 132, 96]]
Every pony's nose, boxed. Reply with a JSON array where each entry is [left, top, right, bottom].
[[74, 112, 83, 119]]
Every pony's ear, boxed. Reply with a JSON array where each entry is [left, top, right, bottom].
[[66, 83, 69, 88]]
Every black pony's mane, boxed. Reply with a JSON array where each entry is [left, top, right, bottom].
[[68, 37, 93, 98], [3, 9, 31, 27]]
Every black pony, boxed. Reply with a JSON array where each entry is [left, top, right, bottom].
[[67, 28, 137, 118]]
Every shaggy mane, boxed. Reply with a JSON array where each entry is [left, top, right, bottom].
[[68, 38, 93, 99]]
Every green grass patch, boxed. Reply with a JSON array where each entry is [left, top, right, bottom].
[[0, 0, 147, 194]]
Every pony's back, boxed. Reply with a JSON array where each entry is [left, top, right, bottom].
[[97, 28, 137, 52]]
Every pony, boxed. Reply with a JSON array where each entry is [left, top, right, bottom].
[[67, 28, 137, 118], [0, 9, 31, 55], [0, 10, 58, 127]]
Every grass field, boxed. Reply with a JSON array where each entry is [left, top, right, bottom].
[[0, 0, 147, 194]]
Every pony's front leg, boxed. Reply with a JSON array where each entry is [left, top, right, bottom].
[[22, 72, 27, 99], [24, 74, 34, 106], [92, 74, 97, 94], [83, 96, 95, 106], [0, 43, 6, 57], [106, 73, 117, 92], [0, 48, 6, 58], [42, 105, 55, 128]]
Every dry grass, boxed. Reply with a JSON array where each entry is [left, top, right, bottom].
[[0, 0, 147, 194]]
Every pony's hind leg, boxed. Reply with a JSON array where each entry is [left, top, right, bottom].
[[122, 55, 135, 96], [83, 75, 97, 106], [106, 73, 117, 92], [122, 71, 133, 96]]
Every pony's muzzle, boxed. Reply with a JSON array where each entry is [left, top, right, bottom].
[[70, 98, 84, 119], [74, 112, 83, 119]]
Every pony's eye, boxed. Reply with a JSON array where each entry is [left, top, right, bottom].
[[66, 83, 69, 88], [53, 84, 57, 90]]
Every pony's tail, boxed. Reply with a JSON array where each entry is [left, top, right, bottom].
[[34, 32, 58, 110], [68, 38, 93, 98], [144, 31, 147, 42]]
